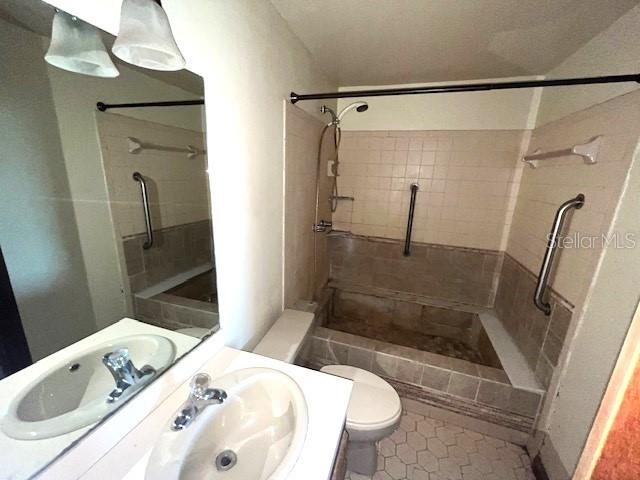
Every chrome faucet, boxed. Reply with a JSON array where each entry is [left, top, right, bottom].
[[102, 348, 155, 403], [171, 373, 227, 431]]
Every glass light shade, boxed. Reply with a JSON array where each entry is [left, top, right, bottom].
[[45, 11, 119, 78], [112, 0, 186, 71]]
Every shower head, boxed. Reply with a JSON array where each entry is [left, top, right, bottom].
[[337, 101, 369, 122]]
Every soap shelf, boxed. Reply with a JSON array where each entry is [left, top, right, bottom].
[[523, 135, 602, 169]]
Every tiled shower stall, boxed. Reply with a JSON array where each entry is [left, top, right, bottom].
[[287, 89, 640, 447]]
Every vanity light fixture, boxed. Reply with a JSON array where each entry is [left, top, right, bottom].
[[112, 0, 186, 71], [45, 10, 120, 78]]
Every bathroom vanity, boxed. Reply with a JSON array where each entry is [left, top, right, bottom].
[[0, 319, 199, 478], [38, 327, 353, 479]]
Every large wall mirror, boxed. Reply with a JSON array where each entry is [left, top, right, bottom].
[[0, 1, 215, 477]]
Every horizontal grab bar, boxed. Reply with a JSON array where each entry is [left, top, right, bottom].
[[534, 193, 585, 315]]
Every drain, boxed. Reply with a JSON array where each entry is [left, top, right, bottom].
[[215, 450, 237, 471], [68, 363, 80, 372]]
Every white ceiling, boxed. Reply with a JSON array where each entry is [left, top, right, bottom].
[[271, 0, 640, 86]]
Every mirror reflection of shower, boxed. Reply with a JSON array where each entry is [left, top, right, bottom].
[[313, 101, 369, 234]]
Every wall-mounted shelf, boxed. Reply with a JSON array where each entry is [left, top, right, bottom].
[[523, 135, 602, 169], [127, 137, 205, 159]]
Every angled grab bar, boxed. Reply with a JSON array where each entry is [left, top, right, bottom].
[[132, 172, 154, 249], [534, 193, 585, 315], [403, 183, 419, 256]]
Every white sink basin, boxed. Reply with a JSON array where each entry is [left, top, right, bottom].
[[146, 368, 308, 480], [1, 334, 175, 440]]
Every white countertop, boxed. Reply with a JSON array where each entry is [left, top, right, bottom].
[[79, 347, 353, 480], [0, 319, 200, 480]]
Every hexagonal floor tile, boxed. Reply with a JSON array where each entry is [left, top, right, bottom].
[[407, 431, 427, 451], [396, 443, 418, 465], [385, 456, 407, 480]]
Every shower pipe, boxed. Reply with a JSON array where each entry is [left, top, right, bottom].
[[403, 183, 419, 256], [132, 172, 154, 249], [96, 99, 204, 111], [290, 73, 640, 103], [534, 194, 585, 316]]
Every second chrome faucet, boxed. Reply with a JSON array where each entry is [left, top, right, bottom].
[[171, 373, 227, 431]]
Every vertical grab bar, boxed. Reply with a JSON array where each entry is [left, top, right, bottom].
[[403, 183, 419, 256], [534, 193, 585, 315], [132, 172, 153, 249]]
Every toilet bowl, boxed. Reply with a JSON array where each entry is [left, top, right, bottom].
[[321, 365, 402, 475]]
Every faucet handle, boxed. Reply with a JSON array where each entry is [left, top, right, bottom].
[[190, 373, 212, 400], [103, 348, 130, 369]]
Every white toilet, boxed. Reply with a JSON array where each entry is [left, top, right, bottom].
[[252, 311, 401, 475], [321, 365, 402, 475]]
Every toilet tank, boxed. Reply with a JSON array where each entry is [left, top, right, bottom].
[[252, 309, 313, 363]]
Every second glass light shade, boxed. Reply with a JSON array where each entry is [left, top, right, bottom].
[[112, 0, 186, 71]]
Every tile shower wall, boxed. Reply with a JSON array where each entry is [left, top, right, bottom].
[[494, 254, 573, 389], [333, 130, 526, 251], [498, 90, 640, 385], [123, 220, 214, 293], [506, 90, 640, 309], [96, 113, 210, 238], [284, 104, 335, 306], [329, 233, 503, 307]]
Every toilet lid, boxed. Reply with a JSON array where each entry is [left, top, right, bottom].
[[321, 365, 402, 431]]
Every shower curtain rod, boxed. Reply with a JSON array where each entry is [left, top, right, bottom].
[[96, 99, 205, 112], [290, 73, 640, 103]]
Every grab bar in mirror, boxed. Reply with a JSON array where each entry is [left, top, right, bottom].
[[534, 193, 585, 315], [132, 172, 154, 249], [403, 183, 419, 256]]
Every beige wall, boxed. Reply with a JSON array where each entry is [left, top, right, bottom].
[[532, 92, 640, 478], [283, 104, 333, 307], [167, 0, 337, 348], [546, 138, 640, 478], [96, 114, 208, 238], [0, 18, 97, 359], [334, 130, 526, 251], [505, 90, 640, 476], [535, 4, 640, 127], [337, 77, 540, 131]]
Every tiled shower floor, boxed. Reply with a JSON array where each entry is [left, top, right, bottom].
[[346, 409, 535, 480], [326, 316, 485, 365]]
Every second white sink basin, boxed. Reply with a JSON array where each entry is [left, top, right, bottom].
[[1, 334, 175, 440], [146, 368, 308, 480]]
